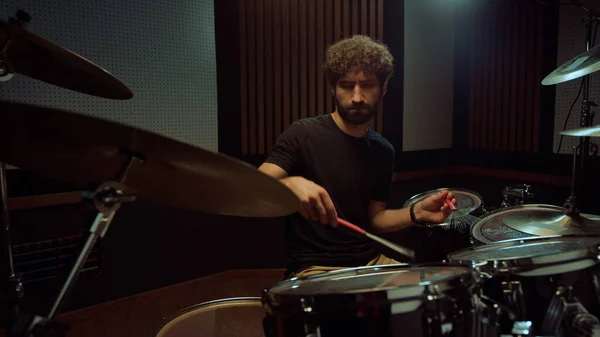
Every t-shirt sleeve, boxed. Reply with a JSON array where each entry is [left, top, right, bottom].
[[264, 121, 304, 173], [371, 145, 395, 202]]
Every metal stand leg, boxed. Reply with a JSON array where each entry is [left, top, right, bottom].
[[7, 156, 141, 337], [563, 144, 581, 216], [48, 182, 135, 319], [0, 162, 22, 329]]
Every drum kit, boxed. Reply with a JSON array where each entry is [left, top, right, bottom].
[[1, 3, 600, 337], [260, 3, 600, 337]]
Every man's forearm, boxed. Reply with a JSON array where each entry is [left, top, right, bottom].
[[371, 206, 421, 233]]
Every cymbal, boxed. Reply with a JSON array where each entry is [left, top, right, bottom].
[[0, 12, 133, 99], [0, 101, 301, 217], [498, 204, 600, 236], [542, 43, 600, 85], [559, 124, 600, 137]]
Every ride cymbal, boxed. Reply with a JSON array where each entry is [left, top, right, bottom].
[[542, 43, 600, 85], [0, 11, 133, 99], [0, 101, 300, 217], [559, 124, 600, 137]]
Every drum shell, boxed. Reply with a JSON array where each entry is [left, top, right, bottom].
[[152, 297, 265, 337], [479, 264, 600, 335], [262, 264, 498, 337], [448, 235, 600, 335]]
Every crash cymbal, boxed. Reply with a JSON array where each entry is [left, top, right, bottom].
[[497, 204, 600, 236], [0, 101, 300, 217], [0, 11, 133, 99], [542, 43, 600, 85], [559, 124, 600, 137]]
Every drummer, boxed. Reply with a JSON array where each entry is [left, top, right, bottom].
[[258, 35, 456, 279]]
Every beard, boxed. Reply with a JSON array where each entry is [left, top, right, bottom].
[[334, 95, 380, 125]]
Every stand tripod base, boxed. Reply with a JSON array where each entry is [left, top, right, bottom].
[[8, 313, 68, 337]]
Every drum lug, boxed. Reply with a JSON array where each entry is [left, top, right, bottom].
[[299, 298, 321, 337], [501, 280, 526, 320]]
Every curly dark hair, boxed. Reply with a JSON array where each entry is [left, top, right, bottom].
[[323, 35, 394, 87]]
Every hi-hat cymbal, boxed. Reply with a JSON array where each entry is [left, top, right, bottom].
[[0, 12, 133, 99], [0, 101, 300, 217], [498, 204, 600, 236], [559, 124, 600, 137], [542, 43, 600, 85]]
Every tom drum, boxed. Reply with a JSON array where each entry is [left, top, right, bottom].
[[448, 235, 600, 336], [262, 263, 498, 337], [404, 188, 487, 262]]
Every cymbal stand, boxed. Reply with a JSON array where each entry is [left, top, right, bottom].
[[0, 162, 22, 328], [8, 156, 142, 337], [563, 143, 580, 216], [569, 0, 600, 171]]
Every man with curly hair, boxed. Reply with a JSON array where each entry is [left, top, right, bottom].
[[259, 35, 455, 278]]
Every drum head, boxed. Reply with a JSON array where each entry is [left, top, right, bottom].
[[470, 204, 600, 244], [269, 264, 473, 296], [153, 297, 264, 337], [403, 188, 483, 218], [448, 235, 600, 276]]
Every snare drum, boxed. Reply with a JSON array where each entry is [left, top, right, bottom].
[[404, 188, 487, 262], [152, 297, 265, 337], [262, 264, 498, 337], [448, 235, 600, 336]]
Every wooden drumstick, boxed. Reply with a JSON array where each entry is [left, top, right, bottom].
[[336, 217, 416, 260], [445, 198, 457, 211]]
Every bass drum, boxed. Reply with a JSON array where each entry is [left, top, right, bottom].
[[262, 263, 499, 337], [152, 297, 265, 337], [470, 204, 600, 245], [404, 188, 487, 262]]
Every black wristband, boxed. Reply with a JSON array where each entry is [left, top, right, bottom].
[[410, 202, 430, 226]]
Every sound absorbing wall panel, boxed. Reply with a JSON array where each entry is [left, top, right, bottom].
[[0, 0, 218, 151], [462, 0, 545, 153], [402, 0, 454, 151], [238, 0, 385, 155]]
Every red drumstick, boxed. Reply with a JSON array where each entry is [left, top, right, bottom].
[[445, 198, 457, 211], [336, 217, 416, 260]]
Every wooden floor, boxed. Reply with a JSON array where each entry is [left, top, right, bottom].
[[52, 269, 284, 337]]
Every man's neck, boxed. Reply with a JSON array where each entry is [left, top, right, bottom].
[[331, 111, 369, 138]]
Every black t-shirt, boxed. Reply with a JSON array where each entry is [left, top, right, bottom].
[[264, 113, 395, 277]]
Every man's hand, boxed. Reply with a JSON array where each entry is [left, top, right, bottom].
[[281, 176, 338, 226], [414, 190, 456, 224]]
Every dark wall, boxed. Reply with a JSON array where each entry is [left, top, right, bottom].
[[450, 0, 600, 210]]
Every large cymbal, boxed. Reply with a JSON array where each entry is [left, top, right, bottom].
[[0, 12, 133, 100], [0, 101, 301, 217], [559, 124, 600, 137], [498, 204, 600, 236], [542, 43, 600, 85]]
